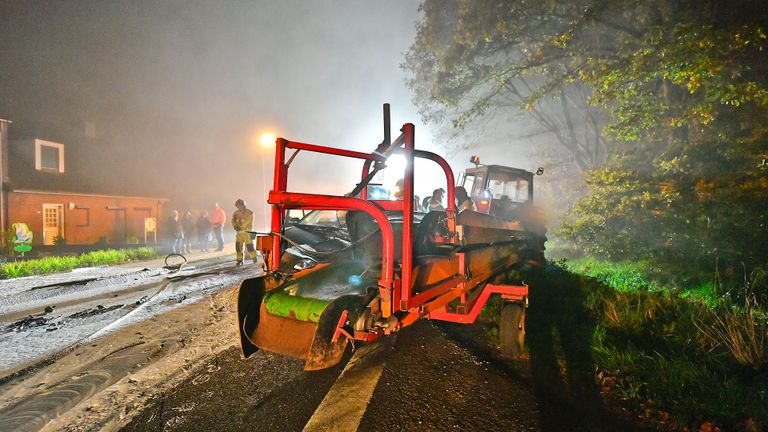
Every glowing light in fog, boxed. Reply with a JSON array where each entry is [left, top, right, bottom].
[[254, 130, 277, 231], [259, 132, 277, 148], [383, 155, 407, 197], [386, 154, 407, 174]]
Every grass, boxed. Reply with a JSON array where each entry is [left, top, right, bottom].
[[0, 247, 159, 279], [499, 261, 768, 430], [697, 297, 768, 370], [564, 257, 663, 292]]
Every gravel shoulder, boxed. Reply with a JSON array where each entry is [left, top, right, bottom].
[[120, 319, 625, 432]]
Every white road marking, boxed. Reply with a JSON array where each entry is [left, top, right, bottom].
[[303, 336, 395, 432]]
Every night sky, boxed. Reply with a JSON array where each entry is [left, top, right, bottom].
[[0, 1, 539, 228]]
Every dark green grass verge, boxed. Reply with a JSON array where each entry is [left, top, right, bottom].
[[0, 247, 159, 279]]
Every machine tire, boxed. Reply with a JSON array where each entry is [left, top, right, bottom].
[[499, 302, 525, 359]]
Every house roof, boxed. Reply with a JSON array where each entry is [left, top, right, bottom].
[[8, 137, 166, 198], [11, 188, 167, 201]]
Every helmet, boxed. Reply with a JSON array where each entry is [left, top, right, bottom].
[[235, 199, 245, 208]]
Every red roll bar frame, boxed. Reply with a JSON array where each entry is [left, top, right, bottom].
[[265, 119, 530, 346], [268, 191, 396, 286], [267, 123, 460, 317]]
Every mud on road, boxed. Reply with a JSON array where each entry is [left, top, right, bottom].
[[0, 260, 262, 432]]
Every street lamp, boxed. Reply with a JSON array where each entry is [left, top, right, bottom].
[[258, 132, 276, 149]]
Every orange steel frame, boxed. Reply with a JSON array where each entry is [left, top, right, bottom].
[[267, 123, 527, 339]]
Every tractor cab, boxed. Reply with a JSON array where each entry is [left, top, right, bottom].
[[461, 161, 535, 220]]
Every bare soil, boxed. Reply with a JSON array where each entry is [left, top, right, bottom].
[[121, 318, 639, 432]]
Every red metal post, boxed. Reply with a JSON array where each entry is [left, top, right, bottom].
[[399, 124, 415, 310], [360, 158, 373, 200], [270, 138, 288, 270], [331, 310, 350, 343]]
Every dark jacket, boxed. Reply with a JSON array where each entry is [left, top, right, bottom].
[[166, 217, 183, 239], [181, 215, 194, 238], [196, 215, 212, 234]]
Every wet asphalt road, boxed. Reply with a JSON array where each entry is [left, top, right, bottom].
[[122, 320, 624, 432], [0, 254, 262, 432], [0, 254, 239, 375]]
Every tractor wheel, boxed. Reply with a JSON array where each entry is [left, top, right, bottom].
[[499, 302, 525, 359]]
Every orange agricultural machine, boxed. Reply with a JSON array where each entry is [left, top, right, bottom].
[[237, 105, 546, 370]]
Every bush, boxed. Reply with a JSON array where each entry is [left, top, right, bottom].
[[558, 145, 768, 288], [3, 228, 17, 255]]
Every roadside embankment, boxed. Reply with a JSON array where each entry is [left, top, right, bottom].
[[506, 261, 767, 431]]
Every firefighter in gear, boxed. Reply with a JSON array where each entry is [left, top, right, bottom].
[[232, 199, 257, 266]]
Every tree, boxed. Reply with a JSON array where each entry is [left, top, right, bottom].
[[404, 0, 617, 172], [406, 0, 768, 280], [405, 0, 768, 163]]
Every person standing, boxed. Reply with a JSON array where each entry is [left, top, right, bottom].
[[428, 188, 445, 212], [421, 196, 431, 212], [181, 210, 194, 254], [211, 202, 226, 251], [455, 186, 477, 212], [196, 210, 212, 252], [232, 199, 257, 266], [165, 210, 184, 254]]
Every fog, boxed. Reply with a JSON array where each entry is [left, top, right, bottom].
[[1, 1, 540, 230]]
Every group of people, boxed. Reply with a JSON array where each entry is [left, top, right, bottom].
[[418, 186, 476, 213], [165, 203, 226, 255], [165, 199, 258, 266], [394, 178, 476, 213]]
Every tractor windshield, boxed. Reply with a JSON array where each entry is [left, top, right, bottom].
[[488, 172, 529, 203], [465, 173, 485, 196]]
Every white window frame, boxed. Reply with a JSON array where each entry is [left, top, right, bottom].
[[35, 139, 65, 173]]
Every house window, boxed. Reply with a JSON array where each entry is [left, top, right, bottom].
[[35, 139, 65, 173]]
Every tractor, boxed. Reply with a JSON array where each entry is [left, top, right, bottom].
[[237, 105, 546, 370]]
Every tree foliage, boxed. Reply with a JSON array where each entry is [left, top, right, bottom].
[[406, 0, 768, 279], [404, 0, 614, 171]]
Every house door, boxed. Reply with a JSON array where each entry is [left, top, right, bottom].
[[42, 204, 64, 245]]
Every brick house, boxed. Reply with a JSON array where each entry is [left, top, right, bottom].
[[0, 119, 166, 246]]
